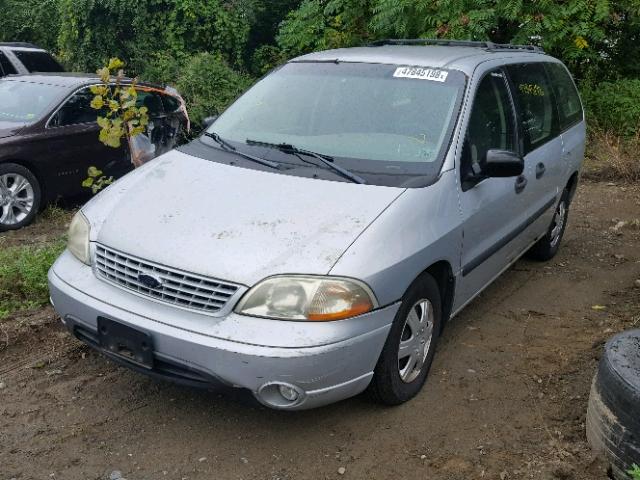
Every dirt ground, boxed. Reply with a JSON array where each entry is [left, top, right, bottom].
[[1, 180, 639, 480]]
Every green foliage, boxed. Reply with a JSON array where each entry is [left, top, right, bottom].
[[628, 464, 640, 480], [277, 0, 640, 81], [0, 0, 61, 51], [582, 79, 640, 136], [89, 58, 149, 148], [171, 52, 253, 126], [57, 0, 250, 74], [0, 240, 66, 319]]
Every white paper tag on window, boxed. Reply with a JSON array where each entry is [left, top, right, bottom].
[[393, 66, 448, 82]]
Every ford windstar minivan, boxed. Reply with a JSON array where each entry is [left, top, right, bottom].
[[48, 39, 585, 410]]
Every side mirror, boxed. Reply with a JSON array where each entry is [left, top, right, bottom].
[[482, 149, 524, 177], [202, 115, 218, 129]]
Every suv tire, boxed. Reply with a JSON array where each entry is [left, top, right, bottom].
[[0, 163, 41, 231], [368, 273, 442, 405], [527, 188, 570, 261]]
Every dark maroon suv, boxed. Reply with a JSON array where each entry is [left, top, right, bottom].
[[0, 73, 188, 230]]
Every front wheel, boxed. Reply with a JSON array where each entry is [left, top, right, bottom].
[[0, 163, 41, 231], [368, 273, 442, 405], [526, 188, 570, 261]]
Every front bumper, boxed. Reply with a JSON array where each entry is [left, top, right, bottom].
[[48, 250, 398, 410]]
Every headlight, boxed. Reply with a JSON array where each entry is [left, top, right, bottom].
[[235, 275, 378, 321], [68, 211, 91, 265]]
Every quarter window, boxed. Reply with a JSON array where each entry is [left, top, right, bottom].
[[506, 63, 558, 153], [12, 50, 64, 73], [461, 70, 517, 185], [545, 63, 583, 131]]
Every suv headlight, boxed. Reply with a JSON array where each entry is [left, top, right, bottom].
[[235, 275, 378, 321], [68, 211, 91, 265]]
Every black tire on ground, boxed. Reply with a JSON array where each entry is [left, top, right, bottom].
[[0, 162, 41, 231], [526, 188, 570, 261], [586, 329, 640, 479], [368, 273, 442, 405]]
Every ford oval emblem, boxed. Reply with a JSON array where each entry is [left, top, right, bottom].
[[138, 272, 164, 289]]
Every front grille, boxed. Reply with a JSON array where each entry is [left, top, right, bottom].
[[94, 245, 241, 315]]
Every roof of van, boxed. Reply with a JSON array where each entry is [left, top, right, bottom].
[[292, 44, 551, 75]]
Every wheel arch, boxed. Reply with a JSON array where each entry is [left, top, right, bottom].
[[565, 171, 580, 203], [420, 260, 456, 330]]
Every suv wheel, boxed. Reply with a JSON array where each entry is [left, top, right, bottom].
[[0, 163, 41, 231], [526, 188, 570, 261], [368, 273, 442, 405]]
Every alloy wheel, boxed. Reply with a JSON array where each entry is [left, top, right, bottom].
[[0, 173, 35, 226]]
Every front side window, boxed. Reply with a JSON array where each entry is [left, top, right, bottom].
[[200, 62, 466, 186], [12, 50, 64, 73], [0, 79, 64, 123], [545, 63, 583, 131], [506, 63, 558, 153], [51, 87, 101, 127], [461, 70, 517, 185]]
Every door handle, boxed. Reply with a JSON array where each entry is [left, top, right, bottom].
[[536, 162, 546, 179], [515, 175, 527, 194]]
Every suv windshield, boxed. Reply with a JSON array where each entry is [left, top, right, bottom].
[[201, 62, 466, 187], [0, 80, 64, 123]]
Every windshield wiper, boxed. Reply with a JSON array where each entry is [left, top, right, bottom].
[[245, 139, 366, 184], [203, 132, 280, 169]]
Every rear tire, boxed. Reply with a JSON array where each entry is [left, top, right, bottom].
[[526, 188, 570, 261], [0, 163, 41, 231], [368, 273, 442, 405]]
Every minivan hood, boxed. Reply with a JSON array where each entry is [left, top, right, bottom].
[[87, 150, 404, 287], [0, 122, 25, 139]]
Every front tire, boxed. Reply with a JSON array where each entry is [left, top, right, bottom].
[[526, 188, 570, 261], [0, 163, 41, 231], [368, 273, 442, 405]]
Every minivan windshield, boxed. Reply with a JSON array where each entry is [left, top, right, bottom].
[[203, 62, 466, 187], [0, 80, 64, 123]]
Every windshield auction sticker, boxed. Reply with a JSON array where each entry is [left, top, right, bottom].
[[393, 66, 449, 82]]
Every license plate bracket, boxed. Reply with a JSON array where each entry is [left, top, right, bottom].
[[97, 317, 154, 369]]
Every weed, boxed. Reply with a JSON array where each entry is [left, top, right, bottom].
[[0, 240, 65, 319]]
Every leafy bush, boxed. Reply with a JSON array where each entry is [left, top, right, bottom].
[[56, 0, 250, 74], [0, 240, 66, 319], [172, 53, 253, 126], [0, 0, 61, 51], [582, 79, 640, 136]]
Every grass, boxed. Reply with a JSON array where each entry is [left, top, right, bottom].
[[0, 239, 66, 319], [584, 130, 640, 182]]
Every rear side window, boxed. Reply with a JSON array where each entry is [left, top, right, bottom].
[[506, 63, 559, 154], [545, 63, 583, 130], [0, 51, 17, 76], [12, 50, 64, 73], [136, 91, 165, 116]]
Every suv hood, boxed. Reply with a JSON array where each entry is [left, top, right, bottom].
[[85, 150, 404, 287], [0, 122, 25, 139]]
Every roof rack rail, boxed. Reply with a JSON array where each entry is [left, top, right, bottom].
[[367, 39, 544, 53], [0, 42, 41, 49]]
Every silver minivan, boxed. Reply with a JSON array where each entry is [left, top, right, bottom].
[[48, 40, 585, 410]]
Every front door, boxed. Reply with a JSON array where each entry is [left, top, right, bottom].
[[454, 68, 526, 310], [43, 86, 128, 197]]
